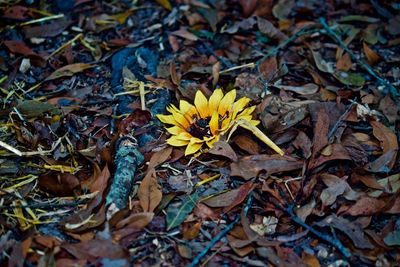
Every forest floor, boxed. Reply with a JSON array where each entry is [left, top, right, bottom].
[[0, 0, 399, 266]]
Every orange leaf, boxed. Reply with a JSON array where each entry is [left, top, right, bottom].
[[363, 42, 380, 65]]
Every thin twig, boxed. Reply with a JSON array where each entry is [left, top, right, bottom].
[[319, 18, 399, 102], [285, 205, 351, 258], [188, 194, 253, 267]]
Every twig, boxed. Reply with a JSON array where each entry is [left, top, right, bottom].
[[319, 18, 399, 102], [188, 194, 253, 267], [20, 14, 64, 26], [219, 63, 255, 74], [285, 205, 351, 258], [46, 33, 83, 60]]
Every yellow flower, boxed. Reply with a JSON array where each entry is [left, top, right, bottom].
[[157, 89, 283, 156]]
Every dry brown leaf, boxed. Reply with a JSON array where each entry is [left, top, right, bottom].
[[230, 154, 303, 180], [45, 63, 95, 82], [370, 120, 398, 154], [89, 164, 110, 196], [345, 197, 386, 216], [208, 141, 238, 161], [148, 146, 173, 169], [202, 189, 240, 208], [336, 53, 352, 71], [138, 169, 162, 212], [363, 42, 381, 65], [223, 181, 255, 213], [115, 212, 154, 230]]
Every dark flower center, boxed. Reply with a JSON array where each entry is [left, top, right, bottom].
[[188, 116, 211, 138]]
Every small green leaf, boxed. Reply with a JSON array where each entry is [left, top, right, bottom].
[[334, 71, 365, 87], [166, 192, 200, 230]]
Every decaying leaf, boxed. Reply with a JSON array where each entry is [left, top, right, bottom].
[[138, 169, 162, 213], [230, 154, 303, 180], [315, 215, 374, 249]]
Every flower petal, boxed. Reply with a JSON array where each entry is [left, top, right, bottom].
[[157, 114, 180, 126], [171, 110, 190, 129], [209, 111, 219, 135], [237, 105, 256, 118], [218, 89, 236, 116], [208, 88, 223, 114], [232, 97, 250, 119], [166, 104, 180, 114], [166, 126, 186, 135], [194, 90, 209, 118], [180, 100, 198, 122], [205, 135, 219, 148], [176, 132, 193, 140], [167, 136, 190, 147], [185, 138, 203, 155]]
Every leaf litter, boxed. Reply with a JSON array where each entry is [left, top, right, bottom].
[[0, 0, 399, 266]]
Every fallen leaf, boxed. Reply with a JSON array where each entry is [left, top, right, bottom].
[[230, 154, 304, 180], [155, 0, 172, 10], [333, 71, 365, 87], [276, 83, 319, 95], [61, 238, 128, 261], [45, 63, 95, 82], [259, 56, 278, 81], [383, 230, 400, 246], [272, 0, 295, 20], [312, 107, 329, 155], [23, 19, 72, 38], [138, 169, 162, 212], [224, 181, 255, 213], [166, 191, 200, 230], [309, 144, 351, 170], [233, 135, 261, 155], [208, 141, 238, 161], [250, 216, 278, 236], [336, 53, 352, 71], [295, 199, 316, 221], [363, 42, 381, 65], [2, 5, 32, 20], [320, 174, 359, 206], [202, 189, 241, 208], [148, 147, 173, 169], [315, 215, 374, 249], [371, 120, 398, 153], [365, 149, 397, 173], [292, 131, 312, 159], [312, 50, 335, 73], [194, 203, 220, 221], [115, 212, 154, 230], [90, 165, 110, 196], [38, 172, 80, 196], [171, 27, 198, 41], [378, 95, 398, 124], [240, 0, 258, 17], [344, 197, 385, 216], [182, 221, 201, 240], [257, 17, 287, 40]]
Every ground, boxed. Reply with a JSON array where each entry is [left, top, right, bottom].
[[0, 0, 399, 266]]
